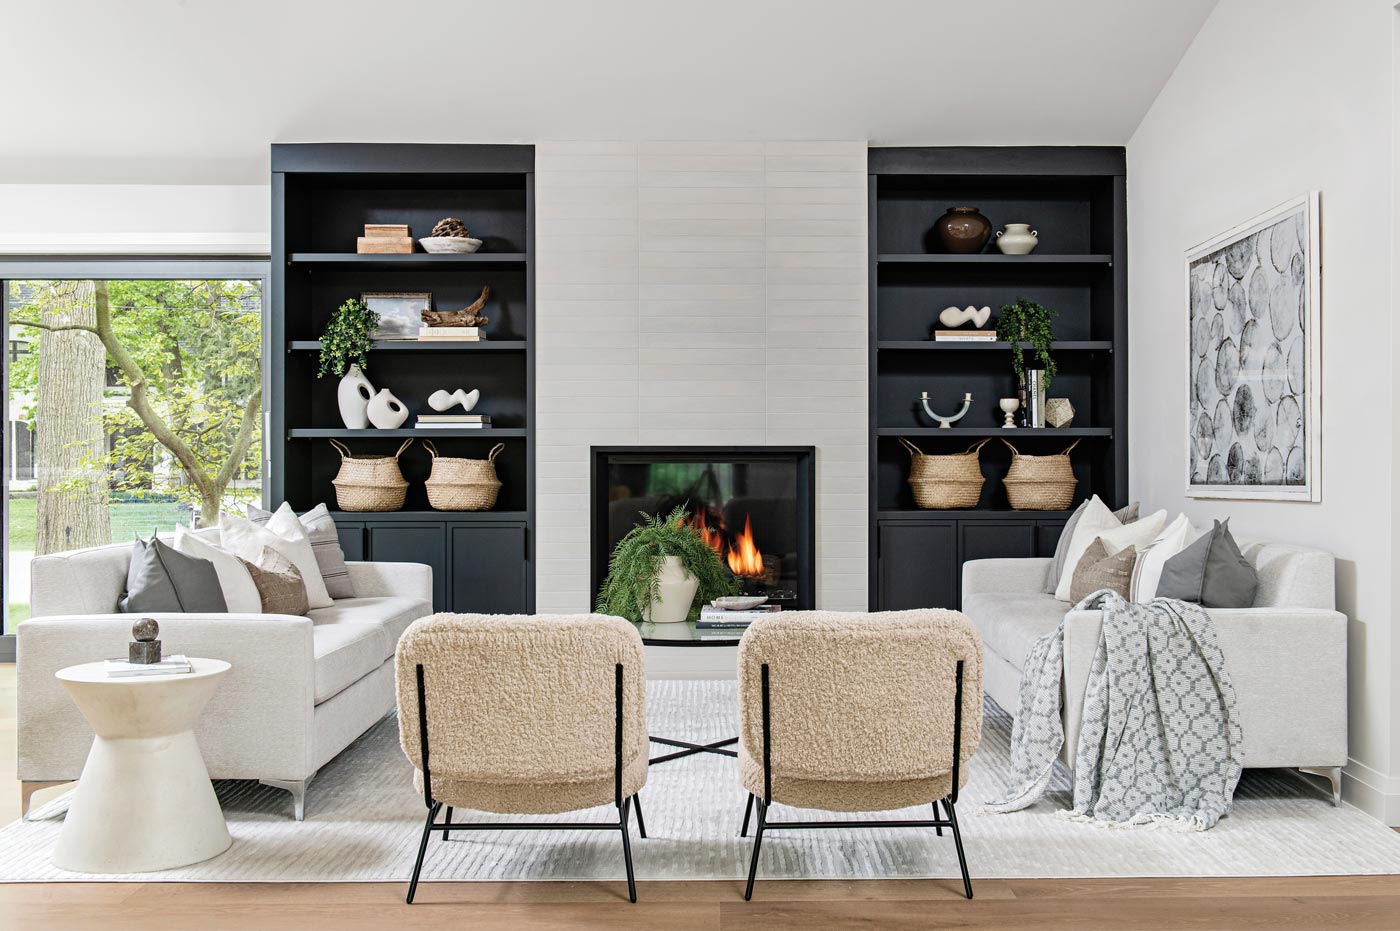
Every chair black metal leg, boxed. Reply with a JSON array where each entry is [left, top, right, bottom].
[[743, 800, 767, 901], [740, 793, 755, 837], [406, 801, 441, 904], [943, 797, 973, 900], [618, 797, 637, 903], [443, 805, 453, 841], [631, 793, 647, 838], [933, 800, 943, 837]]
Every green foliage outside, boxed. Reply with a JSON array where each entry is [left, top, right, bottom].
[[596, 504, 736, 623]]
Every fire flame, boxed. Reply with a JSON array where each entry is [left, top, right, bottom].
[[726, 514, 765, 578], [686, 511, 725, 554]]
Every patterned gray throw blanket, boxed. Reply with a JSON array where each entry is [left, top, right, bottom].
[[988, 590, 1243, 830]]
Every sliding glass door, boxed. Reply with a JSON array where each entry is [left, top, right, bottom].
[[0, 260, 268, 636]]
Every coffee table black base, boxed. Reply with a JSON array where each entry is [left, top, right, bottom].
[[649, 736, 738, 765]]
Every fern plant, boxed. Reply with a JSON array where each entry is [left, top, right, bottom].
[[996, 298, 1058, 389], [597, 504, 736, 623], [317, 298, 379, 378]]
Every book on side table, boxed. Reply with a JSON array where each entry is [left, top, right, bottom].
[[104, 654, 193, 677]]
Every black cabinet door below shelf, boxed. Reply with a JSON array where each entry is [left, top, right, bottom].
[[336, 522, 366, 563], [451, 525, 529, 614], [1035, 520, 1070, 557], [878, 522, 957, 610], [959, 521, 1037, 563], [367, 523, 448, 610]]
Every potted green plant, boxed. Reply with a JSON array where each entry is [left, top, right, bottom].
[[317, 298, 379, 378], [597, 505, 736, 623], [996, 298, 1058, 388]]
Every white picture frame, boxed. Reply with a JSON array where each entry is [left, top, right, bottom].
[[1184, 192, 1321, 502]]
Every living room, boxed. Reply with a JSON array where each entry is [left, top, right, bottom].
[[1, 1, 1397, 928]]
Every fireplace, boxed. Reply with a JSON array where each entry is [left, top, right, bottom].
[[590, 447, 816, 609]]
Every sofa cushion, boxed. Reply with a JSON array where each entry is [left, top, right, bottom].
[[119, 536, 228, 614], [307, 595, 429, 656], [962, 592, 1067, 673], [312, 622, 389, 704]]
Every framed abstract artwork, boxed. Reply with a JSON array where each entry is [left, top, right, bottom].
[[1184, 193, 1320, 501]]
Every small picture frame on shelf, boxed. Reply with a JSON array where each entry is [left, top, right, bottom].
[[362, 292, 432, 340]]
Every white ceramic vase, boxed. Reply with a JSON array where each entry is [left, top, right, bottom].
[[336, 364, 375, 429], [366, 388, 409, 429], [643, 556, 698, 625], [995, 223, 1039, 255]]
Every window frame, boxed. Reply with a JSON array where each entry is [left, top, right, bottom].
[[0, 257, 271, 654]]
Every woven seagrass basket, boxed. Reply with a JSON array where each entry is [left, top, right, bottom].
[[424, 440, 503, 511], [329, 438, 412, 512], [900, 436, 988, 509], [1002, 437, 1080, 510]]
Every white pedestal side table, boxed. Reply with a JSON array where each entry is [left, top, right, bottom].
[[52, 658, 233, 873]]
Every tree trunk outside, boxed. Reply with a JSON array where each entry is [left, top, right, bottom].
[[35, 280, 110, 555]]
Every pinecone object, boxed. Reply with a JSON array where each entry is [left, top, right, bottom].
[[430, 217, 471, 239]]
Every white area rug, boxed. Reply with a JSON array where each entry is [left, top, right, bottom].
[[3, 679, 1399, 883]]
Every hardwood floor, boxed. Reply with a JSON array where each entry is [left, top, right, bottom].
[[3, 662, 1398, 930]]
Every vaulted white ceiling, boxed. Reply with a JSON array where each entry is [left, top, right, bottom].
[[0, 0, 1217, 184]]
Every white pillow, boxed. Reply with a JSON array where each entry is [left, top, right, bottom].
[[1130, 514, 1205, 602], [173, 525, 262, 614], [1096, 509, 1168, 557], [1053, 496, 1121, 601], [220, 507, 334, 609]]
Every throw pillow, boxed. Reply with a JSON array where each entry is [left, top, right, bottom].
[[1068, 537, 1139, 603], [246, 502, 354, 600], [1095, 509, 1168, 557], [119, 535, 228, 614], [1156, 519, 1259, 608], [239, 546, 310, 616], [172, 525, 262, 613], [1047, 500, 1140, 594], [1053, 496, 1121, 602], [1130, 514, 1205, 602], [219, 511, 334, 609]]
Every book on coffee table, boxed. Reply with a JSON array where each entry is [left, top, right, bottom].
[[103, 654, 193, 677]]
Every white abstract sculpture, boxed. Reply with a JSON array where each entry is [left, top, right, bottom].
[[336, 365, 375, 429], [366, 388, 409, 429], [427, 388, 480, 413], [938, 305, 992, 329]]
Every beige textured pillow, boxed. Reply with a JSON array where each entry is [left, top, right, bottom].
[[240, 546, 310, 616], [1068, 538, 1139, 604]]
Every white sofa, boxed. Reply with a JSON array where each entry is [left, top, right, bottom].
[[961, 541, 1347, 803], [16, 529, 433, 820]]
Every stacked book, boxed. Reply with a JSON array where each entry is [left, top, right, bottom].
[[415, 413, 491, 430], [695, 604, 780, 638], [104, 654, 193, 678], [933, 329, 997, 342], [419, 326, 485, 342]]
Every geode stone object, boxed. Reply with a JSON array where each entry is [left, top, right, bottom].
[[130, 617, 162, 664]]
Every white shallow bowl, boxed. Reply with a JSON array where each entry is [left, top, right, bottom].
[[419, 237, 483, 254], [712, 596, 768, 610]]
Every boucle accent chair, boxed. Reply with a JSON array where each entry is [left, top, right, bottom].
[[736, 609, 984, 900], [394, 612, 648, 904]]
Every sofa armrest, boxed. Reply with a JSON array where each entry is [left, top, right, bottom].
[[17, 613, 316, 783], [1060, 606, 1347, 771], [962, 558, 1053, 598], [347, 561, 433, 603]]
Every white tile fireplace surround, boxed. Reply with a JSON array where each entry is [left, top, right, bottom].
[[535, 142, 867, 673]]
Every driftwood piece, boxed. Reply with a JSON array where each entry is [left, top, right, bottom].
[[422, 285, 490, 327]]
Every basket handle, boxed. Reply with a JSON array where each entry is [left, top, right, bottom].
[[487, 442, 505, 462], [1000, 437, 1021, 457], [966, 438, 991, 455], [329, 438, 352, 460], [392, 438, 415, 459], [897, 436, 924, 458], [1061, 438, 1082, 456], [423, 439, 439, 460]]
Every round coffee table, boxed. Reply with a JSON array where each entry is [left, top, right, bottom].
[[53, 658, 232, 873], [634, 621, 743, 765]]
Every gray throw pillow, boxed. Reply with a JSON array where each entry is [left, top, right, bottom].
[[1047, 500, 1141, 594], [247, 503, 354, 599], [1156, 519, 1258, 608], [119, 535, 229, 614]]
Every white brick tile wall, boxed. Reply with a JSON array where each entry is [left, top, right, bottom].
[[535, 141, 868, 633]]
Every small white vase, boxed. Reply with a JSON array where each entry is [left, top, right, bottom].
[[366, 388, 409, 429], [643, 556, 698, 625], [427, 388, 480, 412], [995, 223, 1039, 255], [336, 365, 375, 429]]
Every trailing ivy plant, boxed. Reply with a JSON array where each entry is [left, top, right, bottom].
[[996, 298, 1058, 389], [596, 504, 736, 623], [317, 298, 379, 378]]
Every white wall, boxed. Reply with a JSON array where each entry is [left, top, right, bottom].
[[535, 142, 868, 676], [1127, 0, 1398, 820]]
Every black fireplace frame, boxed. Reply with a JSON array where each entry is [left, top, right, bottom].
[[589, 446, 817, 612]]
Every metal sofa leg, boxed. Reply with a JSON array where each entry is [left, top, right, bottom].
[[260, 774, 316, 821], [1299, 766, 1343, 807], [20, 781, 67, 821]]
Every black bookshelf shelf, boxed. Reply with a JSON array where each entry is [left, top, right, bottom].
[[288, 428, 528, 439], [288, 340, 528, 352], [875, 427, 1112, 438], [876, 253, 1112, 265], [876, 340, 1112, 352], [878, 509, 1079, 520], [287, 252, 527, 269], [327, 510, 529, 522]]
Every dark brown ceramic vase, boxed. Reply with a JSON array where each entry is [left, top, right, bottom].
[[933, 206, 992, 254]]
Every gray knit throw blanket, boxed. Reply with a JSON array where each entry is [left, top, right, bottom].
[[987, 590, 1243, 830]]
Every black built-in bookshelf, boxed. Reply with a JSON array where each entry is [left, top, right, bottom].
[[868, 147, 1128, 610], [270, 144, 535, 613]]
